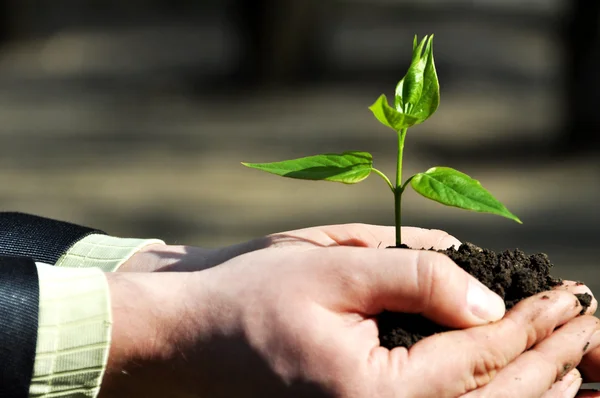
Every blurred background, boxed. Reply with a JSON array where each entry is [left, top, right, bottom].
[[0, 1, 599, 287]]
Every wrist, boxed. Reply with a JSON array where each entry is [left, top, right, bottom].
[[101, 268, 247, 397], [100, 272, 212, 397]]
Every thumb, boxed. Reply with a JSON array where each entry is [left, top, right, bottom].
[[329, 247, 506, 328]]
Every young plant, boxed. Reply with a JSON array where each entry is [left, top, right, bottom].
[[242, 35, 521, 247]]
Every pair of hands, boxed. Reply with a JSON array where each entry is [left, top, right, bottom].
[[101, 224, 600, 397]]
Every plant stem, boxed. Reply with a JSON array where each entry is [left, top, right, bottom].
[[396, 129, 408, 188], [400, 175, 416, 191], [394, 187, 403, 247], [395, 128, 408, 247], [371, 168, 394, 192]]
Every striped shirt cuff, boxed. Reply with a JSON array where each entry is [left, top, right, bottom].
[[55, 234, 165, 272], [30, 264, 111, 397]]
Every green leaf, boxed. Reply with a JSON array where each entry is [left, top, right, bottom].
[[410, 167, 522, 223], [242, 151, 373, 184], [394, 81, 405, 112], [393, 35, 440, 123], [400, 36, 428, 110], [369, 94, 420, 131], [409, 36, 440, 122]]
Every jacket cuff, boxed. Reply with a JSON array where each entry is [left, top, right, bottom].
[[55, 234, 165, 272], [0, 212, 104, 265], [29, 264, 111, 398]]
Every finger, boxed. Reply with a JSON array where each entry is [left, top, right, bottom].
[[541, 369, 583, 398], [269, 224, 461, 250], [555, 281, 597, 315], [393, 290, 589, 398], [578, 344, 600, 382], [400, 226, 461, 250], [326, 247, 504, 328], [324, 224, 461, 249], [464, 316, 600, 398]]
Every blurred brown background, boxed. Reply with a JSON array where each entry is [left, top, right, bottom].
[[0, 1, 599, 288]]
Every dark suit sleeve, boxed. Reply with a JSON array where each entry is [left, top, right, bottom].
[[0, 256, 39, 398], [0, 212, 105, 264]]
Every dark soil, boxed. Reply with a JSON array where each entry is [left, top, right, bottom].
[[378, 242, 592, 349]]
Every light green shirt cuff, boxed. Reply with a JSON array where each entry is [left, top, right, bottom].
[[55, 234, 165, 272], [30, 263, 112, 398]]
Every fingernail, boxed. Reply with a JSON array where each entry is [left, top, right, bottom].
[[467, 279, 506, 323], [585, 329, 600, 353]]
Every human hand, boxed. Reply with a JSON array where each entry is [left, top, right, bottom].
[[572, 325, 600, 397], [100, 243, 599, 398], [120, 224, 460, 272]]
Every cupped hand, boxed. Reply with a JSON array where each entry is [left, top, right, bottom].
[[101, 243, 600, 398], [125, 224, 460, 272]]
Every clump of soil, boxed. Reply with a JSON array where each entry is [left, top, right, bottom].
[[378, 242, 592, 349]]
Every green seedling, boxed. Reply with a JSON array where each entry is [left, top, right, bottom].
[[243, 35, 521, 247]]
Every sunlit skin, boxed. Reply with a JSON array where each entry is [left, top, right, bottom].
[[103, 224, 598, 398]]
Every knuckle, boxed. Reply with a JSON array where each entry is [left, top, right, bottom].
[[467, 342, 510, 390], [416, 249, 453, 271], [501, 316, 533, 350], [450, 331, 512, 395], [507, 291, 577, 348], [528, 349, 563, 381], [521, 312, 546, 349], [414, 250, 457, 312], [414, 251, 440, 312]]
